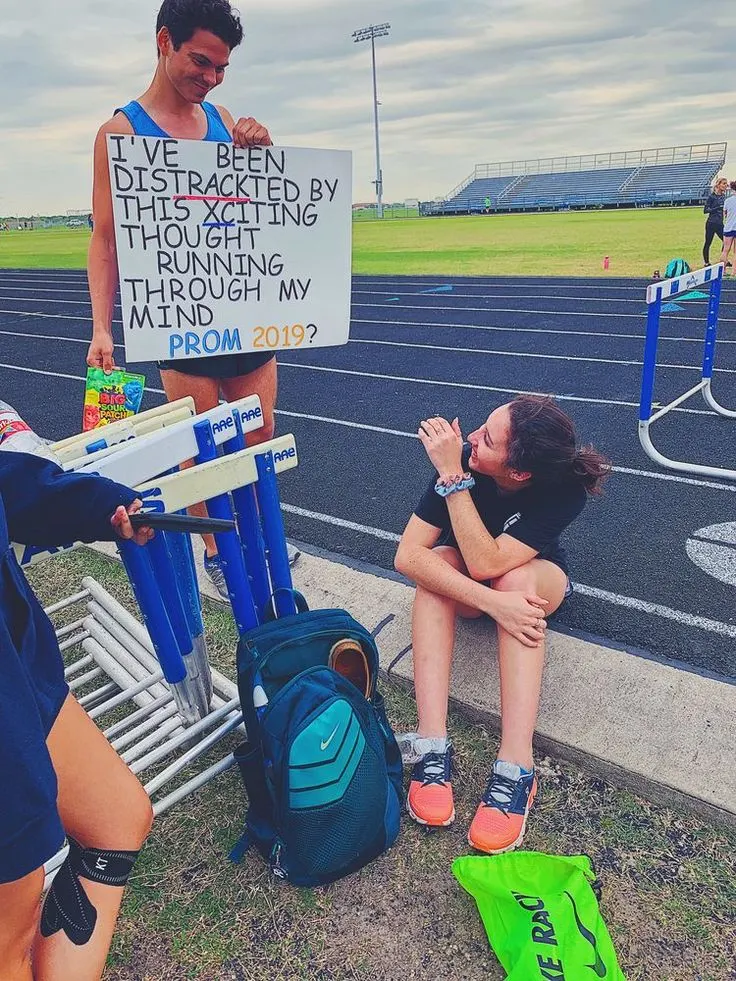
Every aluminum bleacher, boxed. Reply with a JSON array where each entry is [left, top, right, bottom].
[[424, 143, 726, 216]]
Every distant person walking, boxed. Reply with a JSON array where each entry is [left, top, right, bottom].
[[720, 181, 736, 275], [703, 177, 728, 265]]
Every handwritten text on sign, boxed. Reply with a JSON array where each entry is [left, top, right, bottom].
[[108, 137, 352, 363]]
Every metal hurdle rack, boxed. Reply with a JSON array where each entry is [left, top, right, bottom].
[[24, 398, 300, 816], [638, 262, 735, 481]]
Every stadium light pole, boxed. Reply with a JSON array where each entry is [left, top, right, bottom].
[[352, 23, 390, 218]]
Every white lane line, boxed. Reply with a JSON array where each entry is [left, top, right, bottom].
[[352, 337, 736, 373], [353, 287, 733, 306], [0, 357, 714, 417], [0, 285, 90, 295], [282, 504, 402, 542], [0, 307, 684, 344], [351, 279, 650, 292], [0, 283, 649, 305], [354, 317, 736, 345], [2, 292, 733, 326], [0, 328, 123, 348], [612, 466, 736, 493], [352, 301, 736, 324], [0, 361, 165, 392], [0, 295, 90, 305], [0, 308, 102, 322], [0, 274, 663, 292], [276, 408, 414, 439], [276, 360, 714, 415], [0, 307, 722, 349], [281, 503, 736, 638], [352, 289, 647, 304], [572, 584, 736, 639], [2, 325, 728, 374], [1, 361, 733, 492]]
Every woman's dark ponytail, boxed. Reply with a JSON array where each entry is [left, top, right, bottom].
[[507, 395, 611, 496], [570, 445, 611, 495]]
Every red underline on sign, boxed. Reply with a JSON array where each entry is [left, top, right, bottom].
[[172, 195, 251, 203]]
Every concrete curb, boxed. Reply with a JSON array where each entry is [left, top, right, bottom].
[[89, 540, 736, 827]]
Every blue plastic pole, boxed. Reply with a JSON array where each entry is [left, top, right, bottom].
[[193, 420, 259, 634], [166, 529, 204, 641], [223, 416, 270, 619], [702, 272, 724, 381], [118, 541, 187, 685], [256, 451, 296, 618], [146, 533, 193, 659], [639, 295, 662, 422]]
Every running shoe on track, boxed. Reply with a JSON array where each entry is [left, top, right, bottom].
[[468, 760, 537, 854]]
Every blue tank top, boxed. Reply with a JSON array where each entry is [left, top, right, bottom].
[[115, 100, 232, 142]]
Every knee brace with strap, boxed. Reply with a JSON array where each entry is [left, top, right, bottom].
[[41, 837, 139, 946]]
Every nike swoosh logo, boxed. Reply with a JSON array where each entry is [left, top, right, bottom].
[[564, 891, 607, 977], [321, 725, 340, 752]]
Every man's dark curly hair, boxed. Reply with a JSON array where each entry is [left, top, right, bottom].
[[156, 0, 244, 51]]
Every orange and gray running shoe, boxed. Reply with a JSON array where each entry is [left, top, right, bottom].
[[468, 760, 537, 854], [407, 743, 455, 828]]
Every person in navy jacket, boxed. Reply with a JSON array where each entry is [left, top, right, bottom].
[[0, 451, 154, 981]]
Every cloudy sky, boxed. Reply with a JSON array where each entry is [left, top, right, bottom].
[[1, 0, 734, 215]]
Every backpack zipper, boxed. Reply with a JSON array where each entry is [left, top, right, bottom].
[[270, 841, 287, 879]]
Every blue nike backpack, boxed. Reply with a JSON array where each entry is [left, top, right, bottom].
[[231, 602, 403, 886]]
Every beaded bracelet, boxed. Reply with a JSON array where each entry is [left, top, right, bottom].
[[434, 472, 475, 498]]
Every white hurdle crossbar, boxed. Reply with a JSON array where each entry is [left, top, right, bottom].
[[52, 397, 196, 463], [638, 263, 736, 480]]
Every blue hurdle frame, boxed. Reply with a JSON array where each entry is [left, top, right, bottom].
[[638, 262, 736, 480]]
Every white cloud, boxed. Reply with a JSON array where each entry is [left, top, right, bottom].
[[0, 0, 733, 214]]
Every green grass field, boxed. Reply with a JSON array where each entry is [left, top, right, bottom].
[[0, 206, 710, 277]]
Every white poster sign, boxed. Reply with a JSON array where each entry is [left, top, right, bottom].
[[108, 136, 352, 363]]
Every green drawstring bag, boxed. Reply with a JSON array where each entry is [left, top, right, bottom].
[[453, 852, 625, 980]]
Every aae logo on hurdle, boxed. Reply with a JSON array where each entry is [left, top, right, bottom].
[[274, 448, 297, 463], [646, 264, 721, 304]]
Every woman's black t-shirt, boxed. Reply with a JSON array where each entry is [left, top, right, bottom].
[[704, 193, 725, 224], [413, 446, 586, 575]]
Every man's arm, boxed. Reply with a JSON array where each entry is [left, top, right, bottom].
[[87, 116, 133, 374]]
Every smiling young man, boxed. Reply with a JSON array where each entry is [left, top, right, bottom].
[[86, 0, 299, 597], [394, 396, 609, 854]]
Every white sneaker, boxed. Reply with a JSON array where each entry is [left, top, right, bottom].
[[287, 542, 301, 567]]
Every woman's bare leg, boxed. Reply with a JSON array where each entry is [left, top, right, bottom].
[[412, 546, 482, 738], [0, 869, 44, 981], [220, 358, 277, 446], [32, 695, 153, 981], [492, 560, 568, 769]]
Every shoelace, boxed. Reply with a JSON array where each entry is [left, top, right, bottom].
[[481, 772, 519, 815], [419, 752, 448, 787]]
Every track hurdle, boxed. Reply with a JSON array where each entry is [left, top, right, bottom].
[[38, 421, 300, 814], [52, 397, 196, 464], [638, 262, 736, 480]]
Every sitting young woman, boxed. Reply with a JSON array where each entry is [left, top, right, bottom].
[[394, 395, 609, 854]]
